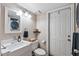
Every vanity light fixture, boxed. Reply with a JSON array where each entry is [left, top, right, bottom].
[[16, 10, 32, 18], [24, 12, 32, 18]]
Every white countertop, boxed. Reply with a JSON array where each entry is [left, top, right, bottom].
[[1, 40, 32, 54]]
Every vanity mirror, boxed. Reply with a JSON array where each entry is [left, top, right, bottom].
[[5, 7, 21, 33]]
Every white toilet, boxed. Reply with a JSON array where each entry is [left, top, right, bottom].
[[34, 48, 47, 56]]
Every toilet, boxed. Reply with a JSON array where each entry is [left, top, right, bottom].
[[34, 48, 47, 56]]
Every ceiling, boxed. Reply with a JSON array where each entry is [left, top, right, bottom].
[[18, 3, 71, 15]]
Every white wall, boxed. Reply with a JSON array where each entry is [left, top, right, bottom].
[[0, 4, 1, 56], [75, 3, 79, 32], [0, 4, 36, 41], [36, 13, 48, 52], [20, 14, 36, 39]]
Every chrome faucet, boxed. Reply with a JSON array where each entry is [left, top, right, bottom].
[[1, 44, 6, 49]]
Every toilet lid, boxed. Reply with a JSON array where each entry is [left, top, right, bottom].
[[34, 48, 46, 55]]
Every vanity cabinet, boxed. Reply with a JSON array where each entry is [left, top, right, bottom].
[[1, 40, 38, 56], [5, 7, 21, 33], [2, 46, 32, 56]]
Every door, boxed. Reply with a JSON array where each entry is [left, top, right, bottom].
[[50, 7, 73, 56]]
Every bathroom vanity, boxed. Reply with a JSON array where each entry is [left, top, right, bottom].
[[1, 39, 38, 56]]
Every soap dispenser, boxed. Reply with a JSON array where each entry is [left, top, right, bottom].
[[18, 35, 21, 42]]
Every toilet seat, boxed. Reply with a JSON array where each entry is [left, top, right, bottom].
[[34, 48, 46, 56]]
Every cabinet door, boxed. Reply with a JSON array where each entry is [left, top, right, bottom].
[[2, 46, 32, 56]]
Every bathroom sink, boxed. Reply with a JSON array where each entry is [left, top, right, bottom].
[[7, 40, 31, 52], [1, 40, 31, 54]]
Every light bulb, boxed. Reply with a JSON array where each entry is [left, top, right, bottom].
[[28, 14, 32, 18], [24, 12, 29, 16], [16, 10, 23, 16]]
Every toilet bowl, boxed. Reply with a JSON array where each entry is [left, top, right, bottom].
[[34, 48, 47, 56]]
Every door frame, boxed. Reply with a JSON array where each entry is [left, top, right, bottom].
[[47, 4, 75, 55]]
